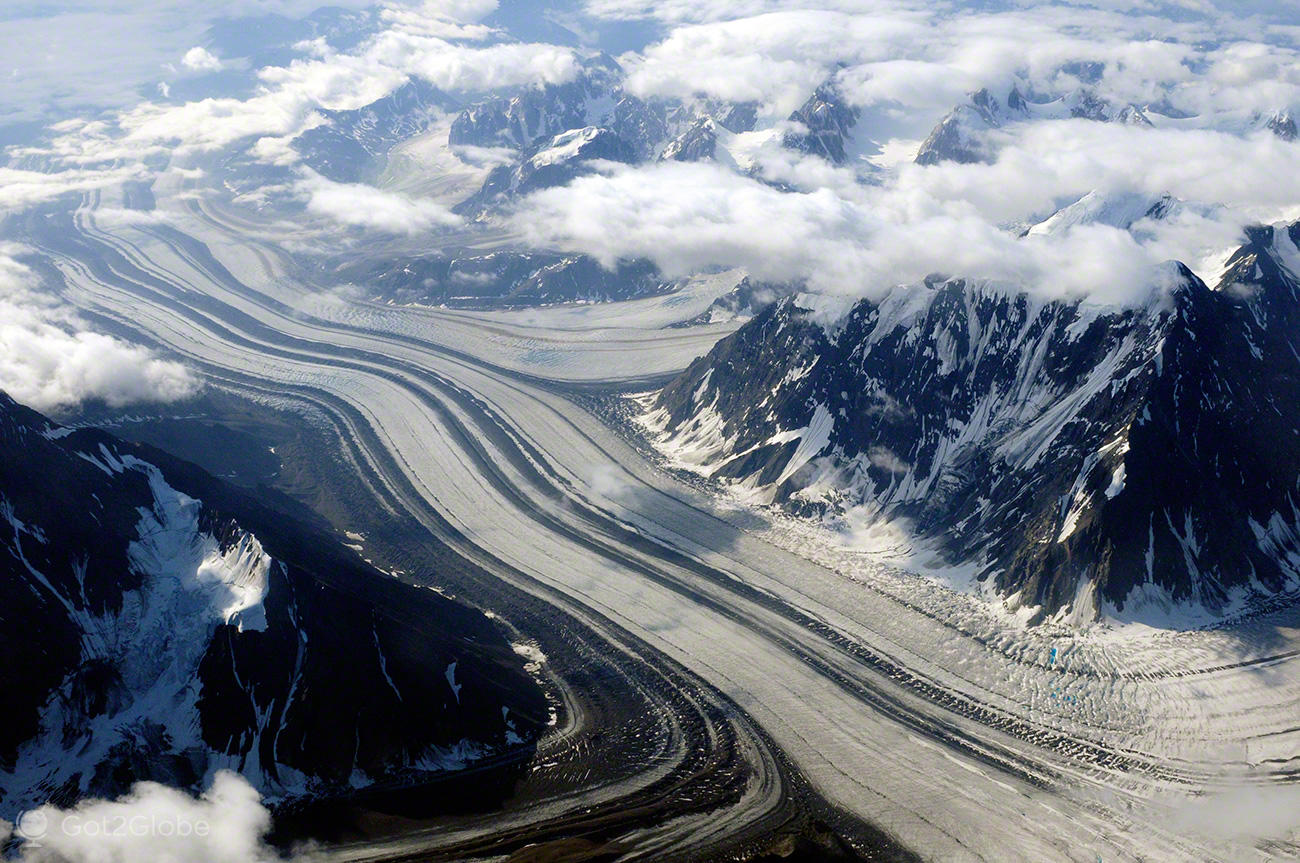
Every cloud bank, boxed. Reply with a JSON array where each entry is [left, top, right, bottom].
[[9, 0, 1300, 305], [0, 0, 382, 127], [181, 46, 224, 73], [1, 771, 307, 863], [506, 140, 1266, 304], [499, 0, 1300, 303], [0, 248, 199, 414], [609, 0, 1300, 127], [21, 0, 580, 169], [295, 169, 463, 234]]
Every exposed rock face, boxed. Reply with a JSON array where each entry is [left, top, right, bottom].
[[662, 118, 718, 162], [448, 55, 629, 151], [293, 79, 461, 182], [1266, 110, 1298, 141], [782, 85, 860, 164], [455, 125, 637, 217], [915, 87, 1027, 165], [714, 102, 759, 134], [330, 249, 669, 308], [915, 86, 1151, 165], [647, 226, 1300, 623], [0, 394, 546, 811]]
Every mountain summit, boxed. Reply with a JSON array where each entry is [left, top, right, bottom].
[[0, 394, 546, 811], [645, 226, 1300, 624]]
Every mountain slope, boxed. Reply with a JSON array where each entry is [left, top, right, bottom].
[[1023, 190, 1183, 237], [293, 79, 462, 183], [448, 55, 631, 152], [782, 84, 860, 165], [915, 86, 1149, 165], [645, 227, 1300, 624], [329, 248, 669, 308], [0, 393, 546, 812], [448, 55, 761, 169], [456, 125, 637, 218]]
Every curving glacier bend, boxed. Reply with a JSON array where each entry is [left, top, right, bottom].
[[16, 175, 1300, 862]]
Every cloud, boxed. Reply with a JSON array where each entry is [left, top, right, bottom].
[[587, 0, 1300, 27], [181, 46, 223, 72], [508, 161, 875, 289], [0, 1, 380, 125], [834, 60, 975, 116], [895, 121, 1300, 231], [20, 1, 578, 170], [380, 0, 508, 40], [0, 165, 149, 213], [621, 10, 928, 116], [407, 41, 580, 92], [505, 139, 1283, 305], [1168, 783, 1300, 844], [868, 446, 910, 474], [0, 247, 199, 414], [611, 0, 1300, 135], [294, 169, 463, 234], [2, 771, 312, 863], [588, 463, 633, 502]]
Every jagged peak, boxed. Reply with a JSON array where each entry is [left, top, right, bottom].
[[1214, 222, 1300, 306], [1116, 104, 1154, 126], [1006, 84, 1029, 114], [1265, 109, 1297, 141], [661, 117, 718, 162], [581, 51, 624, 75], [788, 78, 856, 125], [970, 87, 998, 113], [1026, 188, 1184, 237]]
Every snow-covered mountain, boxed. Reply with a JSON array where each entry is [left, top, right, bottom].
[[782, 83, 860, 165], [915, 85, 1151, 165], [273, 53, 874, 232], [1264, 109, 1297, 141], [443, 54, 786, 216], [1023, 190, 1182, 237], [676, 275, 799, 326], [448, 54, 648, 154], [442, 55, 718, 220], [0, 393, 545, 812], [446, 54, 758, 164], [644, 224, 1300, 624], [293, 78, 462, 182], [661, 117, 718, 162], [916, 85, 1298, 166], [456, 125, 636, 218], [330, 248, 669, 307]]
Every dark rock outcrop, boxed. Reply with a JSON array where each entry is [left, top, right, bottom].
[[650, 226, 1300, 622], [0, 394, 546, 810], [783, 84, 860, 164]]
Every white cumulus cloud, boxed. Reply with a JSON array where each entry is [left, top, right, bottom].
[[505, 152, 1274, 305], [0, 247, 199, 415], [1, 771, 309, 863], [295, 169, 463, 234], [181, 46, 223, 72]]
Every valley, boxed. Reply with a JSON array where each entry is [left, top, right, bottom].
[[10, 173, 1299, 862]]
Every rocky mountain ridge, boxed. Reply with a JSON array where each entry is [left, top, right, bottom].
[[645, 224, 1300, 624], [0, 393, 546, 813]]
